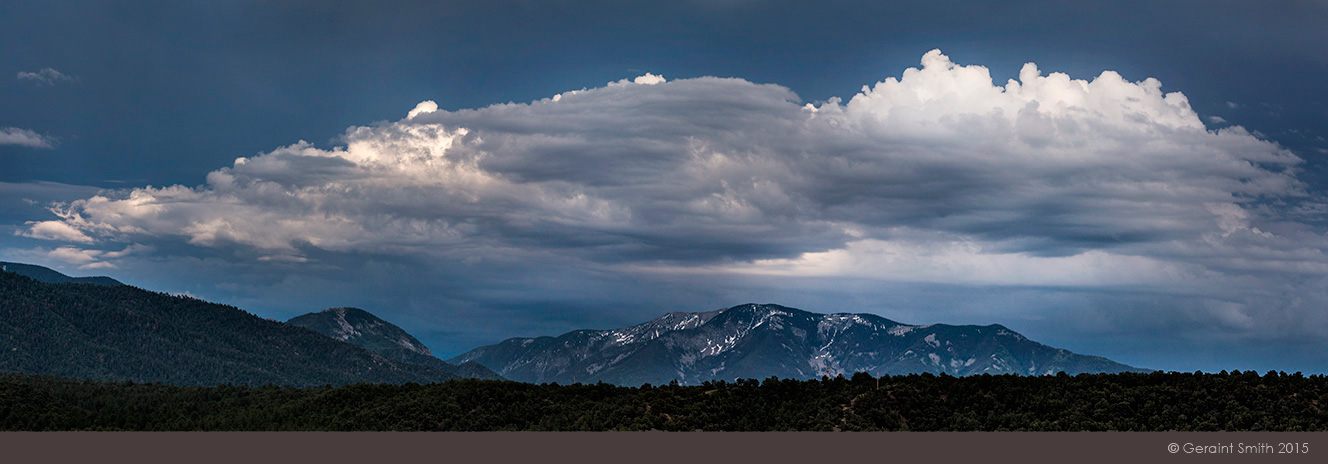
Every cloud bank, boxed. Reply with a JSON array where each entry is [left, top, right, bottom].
[[20, 50, 1328, 351], [0, 127, 56, 149], [16, 67, 79, 86]]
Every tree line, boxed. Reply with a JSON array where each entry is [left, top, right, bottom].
[[2, 370, 1324, 431]]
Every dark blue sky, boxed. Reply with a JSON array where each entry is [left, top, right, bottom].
[[2, 1, 1327, 373], [4, 1, 1325, 187]]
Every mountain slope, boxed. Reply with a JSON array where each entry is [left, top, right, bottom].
[[0, 261, 122, 286], [287, 307, 503, 380], [0, 269, 462, 386], [451, 303, 1148, 385]]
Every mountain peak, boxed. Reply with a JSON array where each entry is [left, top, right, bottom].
[[290, 307, 432, 357], [452, 303, 1148, 385], [0, 261, 123, 286], [287, 307, 503, 381], [726, 303, 794, 312], [323, 306, 366, 315]]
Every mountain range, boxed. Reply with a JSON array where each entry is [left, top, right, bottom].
[[451, 303, 1149, 385], [0, 264, 492, 386], [2, 262, 1146, 387]]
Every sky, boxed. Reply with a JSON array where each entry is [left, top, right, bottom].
[[2, 0, 1327, 373]]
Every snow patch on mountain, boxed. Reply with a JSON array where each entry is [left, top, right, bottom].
[[888, 325, 917, 336]]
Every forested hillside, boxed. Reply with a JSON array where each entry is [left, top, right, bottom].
[[2, 371, 1323, 431], [0, 271, 459, 386]]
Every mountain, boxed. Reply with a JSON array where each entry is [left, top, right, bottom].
[[0, 269, 464, 387], [450, 303, 1149, 386], [0, 261, 122, 286], [287, 307, 503, 380]]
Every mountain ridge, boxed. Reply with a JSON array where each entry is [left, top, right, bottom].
[[451, 303, 1149, 385], [287, 307, 503, 381], [289, 307, 436, 358], [0, 261, 123, 286], [0, 259, 1147, 388], [0, 268, 463, 386]]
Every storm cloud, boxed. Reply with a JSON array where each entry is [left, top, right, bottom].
[[19, 50, 1328, 365]]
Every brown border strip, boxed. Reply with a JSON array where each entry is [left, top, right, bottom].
[[1, 431, 1323, 464]]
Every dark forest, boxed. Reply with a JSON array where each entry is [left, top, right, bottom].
[[3, 370, 1324, 431]]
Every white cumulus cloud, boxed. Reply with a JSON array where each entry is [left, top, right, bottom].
[[632, 73, 666, 85], [21, 50, 1328, 342], [0, 127, 56, 149], [12, 244, 150, 270], [19, 220, 95, 243], [407, 100, 438, 119], [16, 67, 78, 86]]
